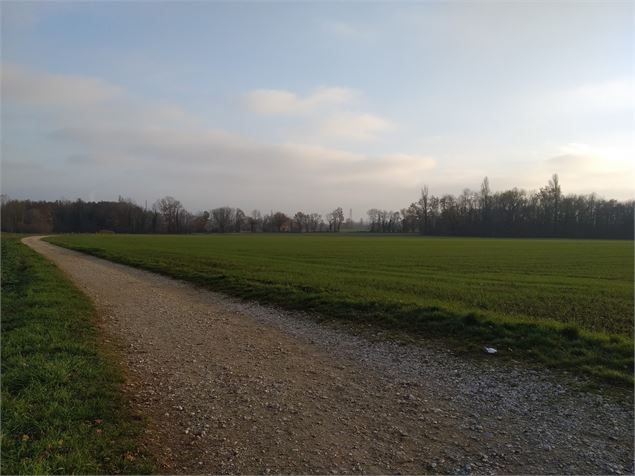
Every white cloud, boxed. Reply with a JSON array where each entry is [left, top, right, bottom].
[[316, 113, 392, 141], [540, 142, 634, 198], [550, 142, 632, 167], [243, 86, 358, 116], [51, 124, 433, 184], [243, 86, 393, 143], [1, 62, 200, 134], [565, 79, 634, 112], [4, 63, 632, 211], [384, 153, 436, 170], [524, 78, 634, 125], [329, 153, 436, 186], [33, 120, 438, 212], [0, 61, 432, 211], [1, 63, 123, 107]]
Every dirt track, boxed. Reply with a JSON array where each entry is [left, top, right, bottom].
[[23, 236, 633, 475]]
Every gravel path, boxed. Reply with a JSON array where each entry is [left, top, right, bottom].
[[23, 236, 634, 475]]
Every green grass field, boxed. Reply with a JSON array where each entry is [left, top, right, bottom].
[[47, 234, 634, 386], [1, 235, 152, 474]]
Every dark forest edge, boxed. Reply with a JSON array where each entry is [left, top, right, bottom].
[[3, 175, 634, 239]]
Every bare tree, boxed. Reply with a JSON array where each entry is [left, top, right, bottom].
[[247, 210, 262, 232], [479, 177, 492, 234], [308, 213, 322, 232], [401, 204, 419, 232], [155, 196, 184, 233], [418, 186, 430, 234], [192, 211, 210, 233], [272, 212, 290, 232], [234, 208, 246, 232], [367, 208, 379, 232], [293, 211, 309, 232], [211, 207, 234, 233], [2, 173, 632, 238], [550, 173, 562, 231], [325, 207, 345, 232]]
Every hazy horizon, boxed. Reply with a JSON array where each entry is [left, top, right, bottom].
[[2, 2, 633, 218]]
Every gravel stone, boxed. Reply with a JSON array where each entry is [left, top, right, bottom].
[[24, 236, 634, 475]]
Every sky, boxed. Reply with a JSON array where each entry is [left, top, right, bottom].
[[1, 1, 633, 216]]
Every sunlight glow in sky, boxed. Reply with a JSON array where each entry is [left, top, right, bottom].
[[1, 1, 633, 215]]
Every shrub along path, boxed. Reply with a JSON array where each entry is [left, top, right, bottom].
[[23, 236, 634, 475]]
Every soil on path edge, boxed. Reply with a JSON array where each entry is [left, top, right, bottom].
[[23, 236, 634, 475]]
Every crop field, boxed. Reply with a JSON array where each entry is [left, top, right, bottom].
[[47, 234, 634, 385]]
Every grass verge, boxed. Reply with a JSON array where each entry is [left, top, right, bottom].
[[1, 235, 153, 474], [45, 234, 634, 388]]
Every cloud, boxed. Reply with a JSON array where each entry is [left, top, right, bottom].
[[327, 153, 436, 186], [548, 142, 631, 168], [1, 62, 195, 130], [384, 153, 436, 170], [1, 63, 124, 108], [243, 87, 358, 116], [565, 79, 634, 112], [42, 121, 438, 214], [2, 63, 438, 211], [540, 143, 634, 198], [4, 62, 632, 212], [243, 86, 393, 143], [546, 154, 595, 170], [316, 113, 392, 141], [523, 79, 633, 126], [545, 143, 600, 170], [52, 124, 433, 185]]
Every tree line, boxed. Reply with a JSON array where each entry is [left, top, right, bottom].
[[0, 195, 349, 235], [1, 175, 633, 238], [369, 175, 634, 238]]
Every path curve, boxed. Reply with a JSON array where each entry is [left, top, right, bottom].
[[23, 236, 633, 475]]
